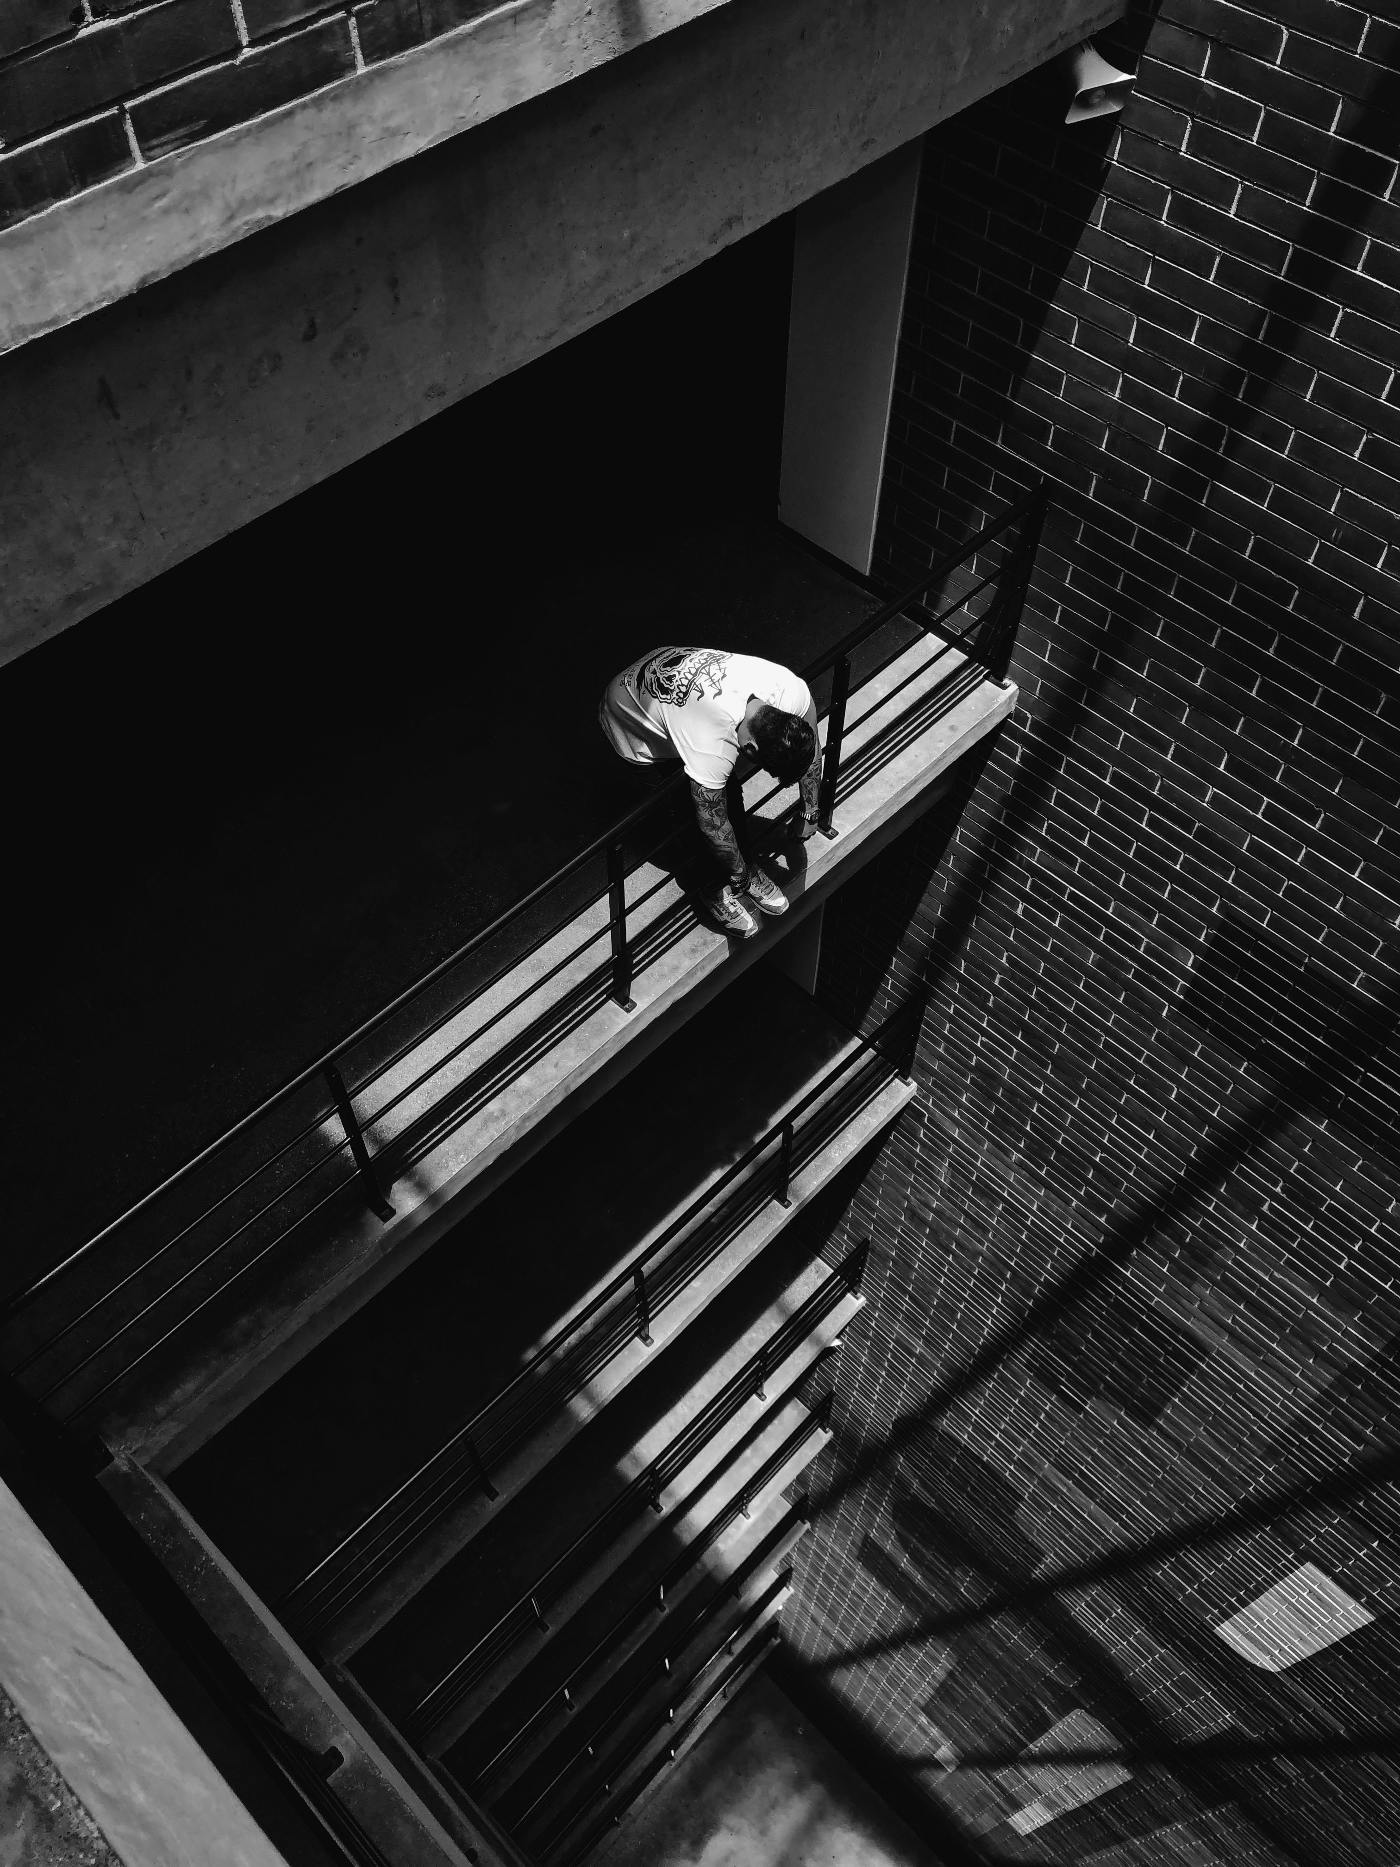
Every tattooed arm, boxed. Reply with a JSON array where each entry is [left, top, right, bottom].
[[689, 780, 747, 889], [796, 700, 822, 838]]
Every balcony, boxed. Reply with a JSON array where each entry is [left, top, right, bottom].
[[2, 488, 1043, 1468]]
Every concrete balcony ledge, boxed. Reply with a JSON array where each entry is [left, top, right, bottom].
[[95, 637, 1014, 1464]]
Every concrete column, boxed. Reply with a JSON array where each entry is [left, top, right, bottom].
[[779, 141, 923, 573]]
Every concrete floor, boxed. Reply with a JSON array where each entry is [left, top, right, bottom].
[[593, 1670, 940, 1867]]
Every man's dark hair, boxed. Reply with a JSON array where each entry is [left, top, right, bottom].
[[750, 706, 816, 784]]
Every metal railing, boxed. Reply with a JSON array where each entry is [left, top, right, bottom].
[[524, 1575, 791, 1858], [279, 993, 917, 1642], [403, 1244, 865, 1745], [555, 1627, 783, 1866], [497, 1518, 807, 1830], [460, 1447, 820, 1794], [1, 486, 1047, 1425]]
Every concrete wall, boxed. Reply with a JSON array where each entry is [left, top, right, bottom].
[[0, 1475, 287, 1867], [0, 0, 1121, 666], [783, 4, 1400, 1862]]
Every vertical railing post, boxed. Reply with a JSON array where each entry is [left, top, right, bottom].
[[843, 1239, 871, 1297], [633, 1265, 653, 1347], [754, 1344, 768, 1403], [901, 986, 929, 1084], [816, 655, 851, 838], [606, 841, 634, 1011], [775, 1120, 795, 1209], [322, 1062, 394, 1221], [977, 485, 1047, 684], [466, 1435, 499, 1502]]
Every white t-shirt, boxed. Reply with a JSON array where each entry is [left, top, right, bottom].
[[609, 647, 813, 789]]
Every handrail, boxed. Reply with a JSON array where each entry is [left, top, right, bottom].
[[555, 1628, 783, 1866], [405, 1244, 865, 1741], [520, 1570, 791, 1846], [280, 996, 916, 1632], [466, 1454, 820, 1792], [496, 1487, 812, 1824], [3, 484, 1047, 1382]]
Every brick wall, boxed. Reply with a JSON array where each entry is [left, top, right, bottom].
[[0, 0, 500, 230], [785, 4, 1400, 1862]]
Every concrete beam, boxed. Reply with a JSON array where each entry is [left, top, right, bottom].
[[0, 0, 1119, 665], [0, 1475, 288, 1867]]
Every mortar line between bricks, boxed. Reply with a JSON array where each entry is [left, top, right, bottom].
[[120, 107, 144, 165]]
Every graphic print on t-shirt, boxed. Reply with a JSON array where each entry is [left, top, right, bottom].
[[637, 648, 729, 707]]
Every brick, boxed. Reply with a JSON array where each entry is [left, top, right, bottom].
[[1185, 121, 1315, 201], [1263, 0, 1368, 49], [1121, 131, 1240, 212], [1360, 17, 1400, 65], [1123, 96, 1191, 150], [1077, 224, 1154, 286], [1204, 44, 1340, 128], [239, 0, 334, 37], [1103, 164, 1171, 220], [0, 0, 240, 143], [0, 0, 82, 59], [1217, 254, 1341, 330], [128, 16, 354, 160], [1189, 79, 1264, 137], [1260, 112, 1397, 196], [1335, 309, 1400, 369], [1151, 21, 1212, 76], [1287, 322, 1392, 394], [0, 110, 130, 228], [353, 0, 499, 62], [1164, 0, 1286, 63], [1278, 31, 1387, 102], [1169, 194, 1291, 273]]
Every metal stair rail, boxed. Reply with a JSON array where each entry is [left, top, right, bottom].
[[277, 995, 916, 1641], [404, 1245, 865, 1744], [555, 1628, 784, 1865], [459, 1405, 825, 1793], [523, 1576, 791, 1856]]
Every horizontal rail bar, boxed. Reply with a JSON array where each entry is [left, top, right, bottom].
[[279, 1022, 903, 1625]]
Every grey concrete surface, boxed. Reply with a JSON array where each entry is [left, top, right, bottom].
[[0, 1477, 287, 1867], [0, 0, 1121, 659], [0, 1686, 119, 1867]]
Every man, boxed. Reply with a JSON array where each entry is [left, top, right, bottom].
[[599, 645, 822, 937]]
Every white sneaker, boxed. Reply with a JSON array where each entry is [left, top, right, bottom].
[[745, 867, 788, 917], [708, 884, 761, 938]]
